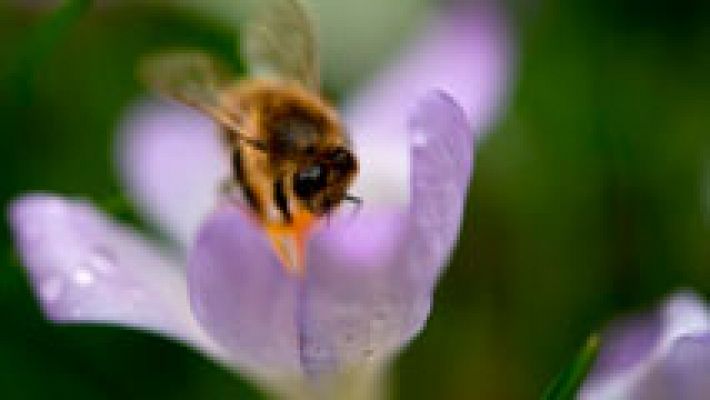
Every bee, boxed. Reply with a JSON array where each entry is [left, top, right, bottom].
[[140, 0, 359, 275]]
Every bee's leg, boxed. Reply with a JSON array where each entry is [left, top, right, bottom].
[[343, 194, 363, 218], [218, 176, 236, 195], [345, 194, 363, 211], [219, 149, 260, 213], [217, 177, 242, 204]]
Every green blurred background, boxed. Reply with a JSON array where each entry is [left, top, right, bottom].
[[1, 0, 709, 398]]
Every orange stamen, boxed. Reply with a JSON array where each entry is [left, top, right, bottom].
[[265, 211, 316, 277]]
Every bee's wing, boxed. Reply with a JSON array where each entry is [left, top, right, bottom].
[[139, 50, 267, 149], [139, 50, 232, 113], [243, 0, 320, 91]]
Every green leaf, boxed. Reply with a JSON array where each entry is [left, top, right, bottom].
[[541, 334, 600, 400]]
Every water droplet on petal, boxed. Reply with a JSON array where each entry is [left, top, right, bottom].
[[73, 268, 94, 287], [411, 130, 428, 147], [85, 247, 117, 275]]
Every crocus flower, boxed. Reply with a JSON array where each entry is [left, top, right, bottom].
[[578, 291, 710, 400], [9, 2, 512, 398]]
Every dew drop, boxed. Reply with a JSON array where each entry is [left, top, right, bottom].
[[73, 268, 94, 287], [85, 247, 117, 274], [411, 130, 428, 147]]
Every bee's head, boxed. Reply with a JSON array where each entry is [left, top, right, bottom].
[[293, 147, 358, 215]]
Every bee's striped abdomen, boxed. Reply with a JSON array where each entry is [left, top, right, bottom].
[[231, 149, 260, 214], [273, 178, 292, 223]]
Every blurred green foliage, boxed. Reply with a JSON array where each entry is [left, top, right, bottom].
[[1, 0, 709, 399]]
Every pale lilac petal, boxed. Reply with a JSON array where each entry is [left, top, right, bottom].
[[298, 238, 432, 376], [188, 205, 425, 380], [632, 334, 710, 400], [321, 91, 472, 275], [311, 209, 409, 269], [344, 1, 512, 141], [116, 99, 230, 247], [187, 206, 301, 378], [8, 194, 221, 358], [302, 92, 472, 373], [590, 314, 663, 382], [345, 0, 509, 226], [403, 90, 474, 283], [187, 92, 473, 378], [579, 291, 710, 400]]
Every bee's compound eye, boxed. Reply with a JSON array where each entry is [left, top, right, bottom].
[[294, 165, 326, 199], [329, 148, 357, 174], [331, 148, 350, 163]]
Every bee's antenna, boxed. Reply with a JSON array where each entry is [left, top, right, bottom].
[[344, 194, 362, 204], [344, 194, 363, 215]]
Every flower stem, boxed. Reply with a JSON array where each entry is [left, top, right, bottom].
[[276, 363, 389, 400]]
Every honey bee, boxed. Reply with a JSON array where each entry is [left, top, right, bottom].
[[140, 0, 359, 275]]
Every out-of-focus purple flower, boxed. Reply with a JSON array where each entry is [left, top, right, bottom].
[[8, 2, 512, 397], [578, 291, 710, 400]]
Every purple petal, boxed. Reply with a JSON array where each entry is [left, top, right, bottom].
[[291, 91, 474, 374], [187, 205, 301, 377], [344, 1, 513, 141], [8, 194, 221, 357], [116, 99, 229, 247], [320, 90, 472, 275], [404, 90, 474, 282], [632, 333, 710, 400], [579, 291, 710, 400], [188, 205, 426, 379], [188, 92, 473, 380], [342, 0, 509, 228], [589, 313, 664, 385]]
